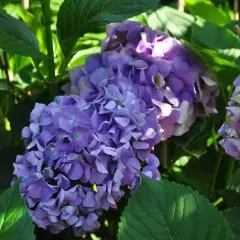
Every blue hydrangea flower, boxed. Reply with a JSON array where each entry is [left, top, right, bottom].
[[95, 20, 218, 140], [14, 95, 161, 235]]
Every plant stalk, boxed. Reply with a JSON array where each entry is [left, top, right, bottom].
[[234, 0, 239, 21], [213, 197, 223, 207], [41, 0, 56, 97], [22, 0, 30, 10], [1, 52, 13, 90], [209, 155, 222, 198], [234, 25, 240, 38], [161, 141, 168, 169], [178, 0, 185, 12], [225, 158, 235, 187]]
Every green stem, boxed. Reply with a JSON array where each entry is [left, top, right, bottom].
[[213, 197, 223, 207], [225, 158, 235, 187], [1, 52, 13, 91], [212, 125, 219, 152], [32, 60, 46, 83], [41, 0, 56, 97], [209, 155, 222, 198], [161, 141, 168, 169]]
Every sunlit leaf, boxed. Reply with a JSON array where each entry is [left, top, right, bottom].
[[118, 175, 234, 240], [191, 19, 240, 62], [68, 46, 101, 69], [0, 11, 46, 60], [186, 0, 231, 25], [145, 6, 195, 38], [0, 179, 35, 240]]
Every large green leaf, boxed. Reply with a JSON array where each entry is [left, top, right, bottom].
[[0, 11, 46, 59], [191, 19, 240, 62], [145, 6, 195, 39], [118, 175, 234, 240], [57, 0, 159, 55], [223, 208, 240, 238], [186, 0, 231, 25], [0, 179, 35, 240]]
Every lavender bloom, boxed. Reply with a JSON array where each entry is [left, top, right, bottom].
[[14, 95, 161, 235], [219, 76, 240, 159], [98, 21, 218, 140]]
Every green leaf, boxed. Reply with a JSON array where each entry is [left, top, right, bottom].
[[145, 6, 195, 39], [0, 179, 35, 240], [223, 208, 240, 238], [118, 175, 234, 240], [9, 55, 31, 73], [0, 11, 46, 60], [186, 0, 231, 25], [57, 0, 159, 55], [191, 19, 240, 62], [68, 46, 101, 69]]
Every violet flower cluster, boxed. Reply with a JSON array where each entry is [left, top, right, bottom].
[[14, 21, 219, 236], [14, 93, 161, 235], [219, 76, 240, 159], [100, 21, 218, 139]]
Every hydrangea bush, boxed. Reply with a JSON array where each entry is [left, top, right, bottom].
[[0, 0, 239, 239], [13, 20, 221, 236]]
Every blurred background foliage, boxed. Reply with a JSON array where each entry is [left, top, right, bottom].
[[0, 0, 240, 239]]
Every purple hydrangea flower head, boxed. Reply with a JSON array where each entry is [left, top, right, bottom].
[[98, 20, 218, 139], [14, 95, 161, 235], [219, 75, 240, 159]]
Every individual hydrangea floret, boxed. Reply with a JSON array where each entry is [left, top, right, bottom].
[[100, 20, 218, 139], [219, 76, 240, 159], [14, 95, 161, 235]]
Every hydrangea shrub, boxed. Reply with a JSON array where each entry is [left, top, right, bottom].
[[12, 20, 221, 236], [0, 0, 238, 239]]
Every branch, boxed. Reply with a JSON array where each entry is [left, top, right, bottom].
[[41, 0, 56, 97], [234, 25, 240, 39], [234, 0, 239, 21], [178, 0, 185, 12]]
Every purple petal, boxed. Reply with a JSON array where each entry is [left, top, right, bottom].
[[82, 192, 96, 208], [114, 117, 130, 127], [68, 162, 83, 180]]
